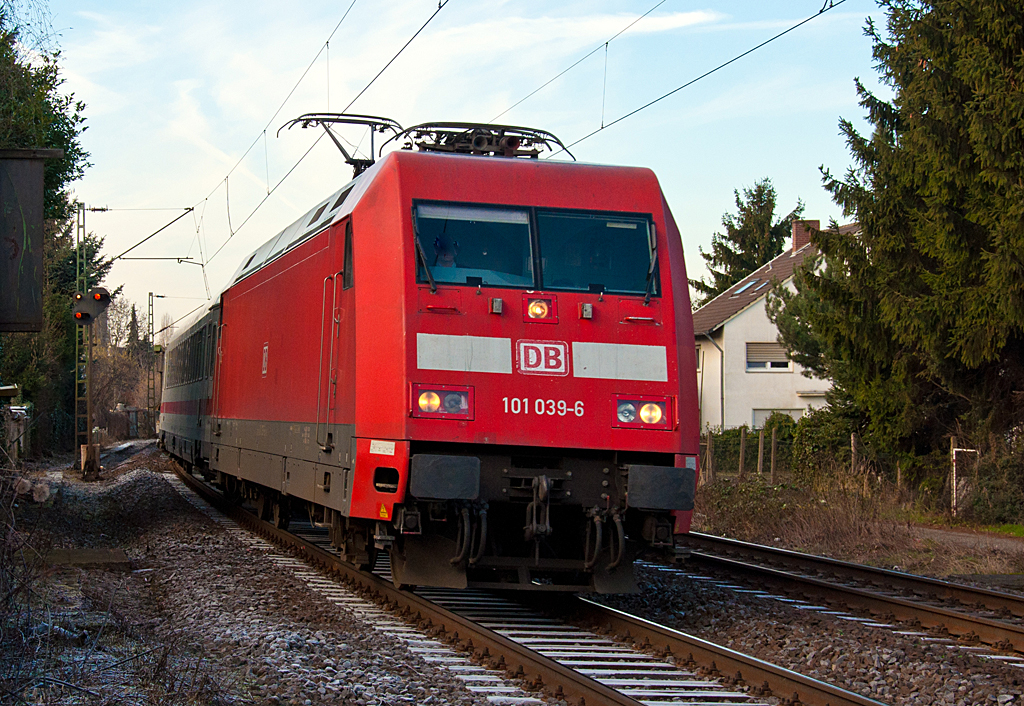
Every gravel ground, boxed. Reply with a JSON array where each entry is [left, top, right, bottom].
[[13, 446, 1024, 705], [9, 456, 547, 705], [598, 563, 1023, 706]]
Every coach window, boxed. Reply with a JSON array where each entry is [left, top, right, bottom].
[[536, 211, 657, 295], [414, 202, 534, 288]]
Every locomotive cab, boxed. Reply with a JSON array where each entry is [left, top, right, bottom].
[[386, 180, 699, 592]]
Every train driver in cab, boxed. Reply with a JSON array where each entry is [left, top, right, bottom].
[[433, 235, 458, 268]]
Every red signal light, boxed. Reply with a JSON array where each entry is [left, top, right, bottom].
[[93, 292, 101, 300]]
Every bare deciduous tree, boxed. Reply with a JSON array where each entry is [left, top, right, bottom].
[[157, 312, 175, 348]]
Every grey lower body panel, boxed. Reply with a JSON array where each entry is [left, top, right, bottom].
[[409, 454, 480, 500], [627, 464, 696, 511], [164, 416, 355, 514]]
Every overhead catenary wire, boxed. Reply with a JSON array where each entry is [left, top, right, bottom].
[[205, 131, 328, 264], [95, 0, 448, 278], [341, 0, 451, 115], [110, 208, 194, 261], [159, 0, 360, 295], [156, 303, 207, 335], [552, 0, 849, 156], [205, 0, 453, 265], [198, 0, 360, 204], [88, 1, 443, 322], [490, 0, 667, 124]]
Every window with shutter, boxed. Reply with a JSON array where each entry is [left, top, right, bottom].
[[746, 342, 791, 371]]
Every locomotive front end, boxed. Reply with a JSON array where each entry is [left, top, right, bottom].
[[380, 150, 700, 592]]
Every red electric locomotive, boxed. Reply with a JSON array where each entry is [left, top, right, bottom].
[[160, 119, 700, 592]]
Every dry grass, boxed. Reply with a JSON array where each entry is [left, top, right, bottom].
[[694, 474, 1024, 577]]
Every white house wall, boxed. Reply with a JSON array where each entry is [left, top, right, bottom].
[[695, 329, 723, 430], [695, 295, 831, 431]]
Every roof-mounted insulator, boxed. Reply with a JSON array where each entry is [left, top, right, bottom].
[[380, 122, 574, 161]]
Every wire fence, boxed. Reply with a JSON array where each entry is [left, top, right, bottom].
[[698, 415, 909, 493]]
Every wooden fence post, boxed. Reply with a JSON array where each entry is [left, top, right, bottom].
[[706, 431, 715, 485], [770, 427, 777, 484], [757, 429, 765, 475], [950, 436, 958, 516], [738, 427, 747, 481], [851, 432, 859, 476]]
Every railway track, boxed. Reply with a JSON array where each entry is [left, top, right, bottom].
[[681, 532, 1024, 655], [170, 463, 885, 706]]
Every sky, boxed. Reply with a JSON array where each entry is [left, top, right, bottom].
[[41, 0, 888, 331]]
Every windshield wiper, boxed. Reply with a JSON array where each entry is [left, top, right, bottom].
[[412, 209, 437, 293], [644, 223, 658, 305], [415, 235, 437, 293]]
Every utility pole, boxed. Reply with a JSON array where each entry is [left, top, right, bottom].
[[148, 293, 154, 436], [147, 292, 165, 437]]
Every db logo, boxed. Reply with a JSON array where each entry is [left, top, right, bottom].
[[516, 340, 569, 376]]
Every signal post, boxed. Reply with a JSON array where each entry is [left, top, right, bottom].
[[72, 285, 110, 479]]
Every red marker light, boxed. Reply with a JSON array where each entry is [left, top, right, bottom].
[[93, 293, 101, 300]]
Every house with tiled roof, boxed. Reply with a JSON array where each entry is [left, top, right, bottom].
[[692, 220, 853, 430]]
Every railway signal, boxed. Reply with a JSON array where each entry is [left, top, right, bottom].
[[71, 286, 111, 325]]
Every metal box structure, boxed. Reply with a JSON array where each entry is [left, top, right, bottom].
[[0, 148, 64, 332]]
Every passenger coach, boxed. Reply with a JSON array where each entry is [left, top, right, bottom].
[[161, 122, 701, 592]]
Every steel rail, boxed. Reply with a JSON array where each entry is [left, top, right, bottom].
[[172, 465, 636, 705], [570, 598, 886, 706], [172, 465, 887, 706], [685, 532, 1024, 618], [686, 550, 1024, 653]]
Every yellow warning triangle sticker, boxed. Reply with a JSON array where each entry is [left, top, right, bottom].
[[379, 503, 389, 519]]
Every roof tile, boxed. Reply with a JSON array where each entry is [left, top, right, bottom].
[[691, 223, 857, 334]]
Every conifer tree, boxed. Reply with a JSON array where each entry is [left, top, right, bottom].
[[769, 0, 1024, 448], [690, 178, 803, 307], [0, 17, 91, 451]]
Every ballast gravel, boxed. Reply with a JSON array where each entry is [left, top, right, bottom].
[[35, 461, 541, 705], [599, 563, 1024, 706], [24, 449, 1024, 705]]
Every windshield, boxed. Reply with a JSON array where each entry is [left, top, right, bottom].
[[415, 203, 534, 287], [537, 212, 656, 295]]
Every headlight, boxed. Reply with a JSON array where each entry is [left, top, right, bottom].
[[617, 402, 637, 422], [412, 384, 474, 419], [639, 403, 663, 424], [443, 392, 467, 413], [418, 391, 441, 413], [613, 396, 672, 428], [527, 299, 549, 319]]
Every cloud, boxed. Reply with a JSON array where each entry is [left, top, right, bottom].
[[51, 0, 877, 321]]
